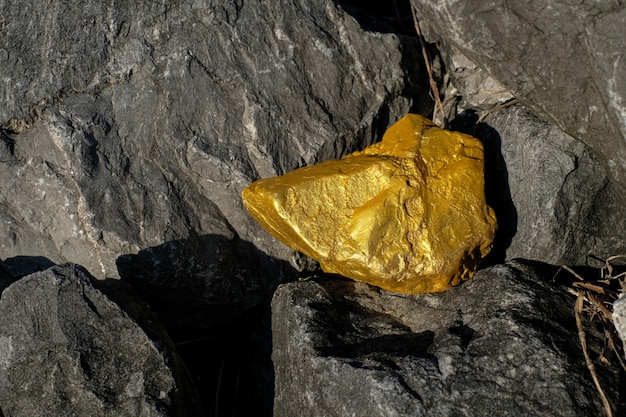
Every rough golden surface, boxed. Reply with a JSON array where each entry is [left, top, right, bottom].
[[242, 114, 497, 293]]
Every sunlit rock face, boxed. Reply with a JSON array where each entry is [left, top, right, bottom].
[[242, 114, 497, 293]]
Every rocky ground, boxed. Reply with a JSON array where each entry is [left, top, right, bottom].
[[1, 0, 626, 416]]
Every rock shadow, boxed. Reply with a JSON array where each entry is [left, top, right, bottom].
[[450, 110, 518, 265], [308, 276, 436, 361], [116, 233, 295, 333], [0, 255, 56, 293], [115, 233, 293, 417], [334, 0, 416, 36]]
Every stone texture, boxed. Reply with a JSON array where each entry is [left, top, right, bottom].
[[410, 0, 626, 192], [0, 0, 426, 329], [490, 107, 626, 265], [0, 263, 202, 417], [443, 47, 515, 112], [436, 41, 626, 267], [613, 295, 626, 352], [453, 105, 626, 267], [272, 261, 616, 417], [243, 114, 496, 293]]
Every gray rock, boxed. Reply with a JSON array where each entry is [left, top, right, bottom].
[[613, 295, 626, 352], [272, 261, 614, 417], [0, 0, 427, 329], [459, 105, 626, 267], [409, 0, 626, 191], [443, 47, 515, 112], [0, 263, 203, 417]]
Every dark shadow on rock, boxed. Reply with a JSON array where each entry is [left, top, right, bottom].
[[95, 274, 273, 417], [334, 0, 416, 36], [509, 258, 561, 280], [450, 110, 518, 266], [448, 323, 476, 350], [0, 255, 55, 277], [308, 277, 436, 361], [323, 330, 435, 359], [116, 234, 293, 417], [116, 232, 296, 334], [172, 304, 275, 417], [0, 255, 56, 293], [88, 276, 205, 417]]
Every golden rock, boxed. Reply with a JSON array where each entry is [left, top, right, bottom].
[[242, 114, 497, 293]]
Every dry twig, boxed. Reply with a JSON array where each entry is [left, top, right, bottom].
[[556, 258, 626, 417], [574, 292, 613, 417], [410, 5, 446, 127]]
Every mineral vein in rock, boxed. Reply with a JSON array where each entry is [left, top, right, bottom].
[[242, 114, 497, 293]]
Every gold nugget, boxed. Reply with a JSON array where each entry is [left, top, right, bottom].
[[242, 114, 497, 293]]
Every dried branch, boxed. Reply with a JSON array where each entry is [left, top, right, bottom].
[[556, 260, 626, 416], [410, 5, 446, 127], [575, 292, 613, 417]]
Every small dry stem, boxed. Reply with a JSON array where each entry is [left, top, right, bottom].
[[410, 5, 446, 127], [574, 292, 614, 417], [556, 258, 626, 417]]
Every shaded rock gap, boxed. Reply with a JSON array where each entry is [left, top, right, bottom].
[[116, 234, 293, 417], [0, 263, 204, 416]]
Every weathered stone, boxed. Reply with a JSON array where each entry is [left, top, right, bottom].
[[272, 261, 616, 417], [410, 0, 626, 192], [427, 34, 626, 267], [613, 295, 626, 352], [243, 114, 496, 293], [433, 33, 626, 267], [0, 0, 426, 329], [0, 263, 202, 417], [447, 105, 626, 267], [444, 47, 515, 112]]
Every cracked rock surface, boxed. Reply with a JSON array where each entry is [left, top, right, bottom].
[[272, 261, 615, 417]]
